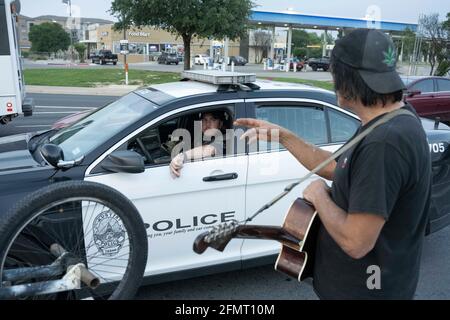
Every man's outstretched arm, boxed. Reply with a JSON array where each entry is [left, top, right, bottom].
[[235, 118, 336, 180]]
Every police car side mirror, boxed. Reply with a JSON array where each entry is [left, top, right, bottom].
[[101, 150, 145, 174], [40, 144, 64, 168]]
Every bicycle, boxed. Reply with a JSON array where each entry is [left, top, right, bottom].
[[0, 181, 148, 300]]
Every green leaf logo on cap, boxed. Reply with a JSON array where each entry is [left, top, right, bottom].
[[383, 47, 396, 67]]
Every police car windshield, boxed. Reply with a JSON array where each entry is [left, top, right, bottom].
[[49, 93, 158, 160]]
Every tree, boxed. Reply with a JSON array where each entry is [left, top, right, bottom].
[[29, 22, 71, 54], [419, 14, 448, 75], [110, 0, 254, 70], [401, 28, 416, 62], [251, 30, 272, 63], [74, 43, 86, 63], [443, 12, 450, 32], [292, 29, 310, 49], [293, 48, 307, 59], [291, 29, 323, 59]]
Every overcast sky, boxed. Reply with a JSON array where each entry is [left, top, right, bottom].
[[20, 0, 450, 24]]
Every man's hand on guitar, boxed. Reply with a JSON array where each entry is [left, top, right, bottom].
[[234, 118, 284, 145], [303, 179, 331, 206]]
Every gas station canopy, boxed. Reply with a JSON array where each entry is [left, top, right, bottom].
[[250, 10, 418, 33]]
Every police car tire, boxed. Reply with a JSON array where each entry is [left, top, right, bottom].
[[0, 181, 148, 300]]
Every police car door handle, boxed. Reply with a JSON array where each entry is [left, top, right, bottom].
[[203, 173, 238, 182]]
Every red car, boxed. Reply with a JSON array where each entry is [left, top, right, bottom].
[[289, 60, 305, 71], [402, 76, 450, 125]]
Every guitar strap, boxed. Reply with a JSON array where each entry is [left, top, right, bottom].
[[246, 108, 417, 222]]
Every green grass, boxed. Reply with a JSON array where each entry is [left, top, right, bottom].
[[24, 69, 181, 87], [261, 77, 335, 91], [24, 68, 334, 92]]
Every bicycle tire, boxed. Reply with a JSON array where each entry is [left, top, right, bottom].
[[0, 181, 148, 300]]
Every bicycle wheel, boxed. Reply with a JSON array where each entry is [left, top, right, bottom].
[[0, 181, 148, 300]]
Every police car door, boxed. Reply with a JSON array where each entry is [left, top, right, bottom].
[[85, 101, 248, 277], [241, 99, 360, 262]]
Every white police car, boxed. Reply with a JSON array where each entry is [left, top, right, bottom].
[[0, 71, 449, 289]]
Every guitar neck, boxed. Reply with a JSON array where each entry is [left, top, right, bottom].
[[235, 225, 301, 251]]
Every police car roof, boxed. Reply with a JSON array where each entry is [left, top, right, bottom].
[[149, 79, 330, 99]]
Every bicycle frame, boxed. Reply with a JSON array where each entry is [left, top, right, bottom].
[[0, 244, 99, 299]]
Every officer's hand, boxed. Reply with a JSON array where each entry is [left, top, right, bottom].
[[170, 153, 185, 178]]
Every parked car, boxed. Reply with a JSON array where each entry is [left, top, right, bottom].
[[158, 52, 179, 65], [402, 76, 450, 125], [307, 57, 330, 71], [1, 73, 449, 292], [228, 56, 247, 66], [91, 50, 118, 65], [194, 54, 210, 65]]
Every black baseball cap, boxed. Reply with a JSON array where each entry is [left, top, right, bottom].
[[331, 29, 406, 94]]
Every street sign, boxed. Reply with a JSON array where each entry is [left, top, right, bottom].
[[120, 40, 129, 55]]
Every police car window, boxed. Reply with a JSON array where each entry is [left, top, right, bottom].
[[128, 106, 237, 166], [410, 79, 434, 93], [437, 79, 450, 92], [328, 108, 360, 143], [255, 105, 328, 150]]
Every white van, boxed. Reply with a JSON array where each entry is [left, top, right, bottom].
[[0, 0, 33, 125]]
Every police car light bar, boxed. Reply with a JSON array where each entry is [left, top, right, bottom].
[[181, 70, 256, 85]]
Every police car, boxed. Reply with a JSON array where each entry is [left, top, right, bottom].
[[0, 70, 449, 287]]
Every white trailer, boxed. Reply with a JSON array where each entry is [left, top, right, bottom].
[[0, 0, 33, 125]]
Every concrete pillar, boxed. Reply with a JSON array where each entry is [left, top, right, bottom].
[[322, 29, 328, 57], [270, 26, 276, 60], [210, 38, 214, 63], [224, 37, 230, 66], [286, 25, 292, 71], [399, 38, 404, 62]]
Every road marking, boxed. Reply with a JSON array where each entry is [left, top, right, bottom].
[[35, 106, 95, 110], [0, 134, 28, 143]]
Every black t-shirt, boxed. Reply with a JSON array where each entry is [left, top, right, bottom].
[[313, 105, 431, 299]]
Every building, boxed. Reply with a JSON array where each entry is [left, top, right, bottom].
[[18, 14, 113, 51], [94, 24, 240, 64]]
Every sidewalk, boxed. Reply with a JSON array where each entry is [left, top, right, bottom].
[[26, 85, 141, 96]]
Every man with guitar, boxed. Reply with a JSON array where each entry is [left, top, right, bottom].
[[235, 29, 432, 299]]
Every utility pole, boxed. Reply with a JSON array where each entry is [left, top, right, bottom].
[[124, 26, 128, 85], [63, 0, 73, 62]]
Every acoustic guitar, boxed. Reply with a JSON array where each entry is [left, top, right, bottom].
[[193, 198, 321, 282]]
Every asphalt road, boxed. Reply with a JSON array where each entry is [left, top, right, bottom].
[[135, 226, 450, 300], [0, 93, 117, 137], [1, 93, 449, 300]]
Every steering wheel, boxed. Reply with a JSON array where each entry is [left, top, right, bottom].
[[135, 138, 154, 164], [160, 142, 171, 156]]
